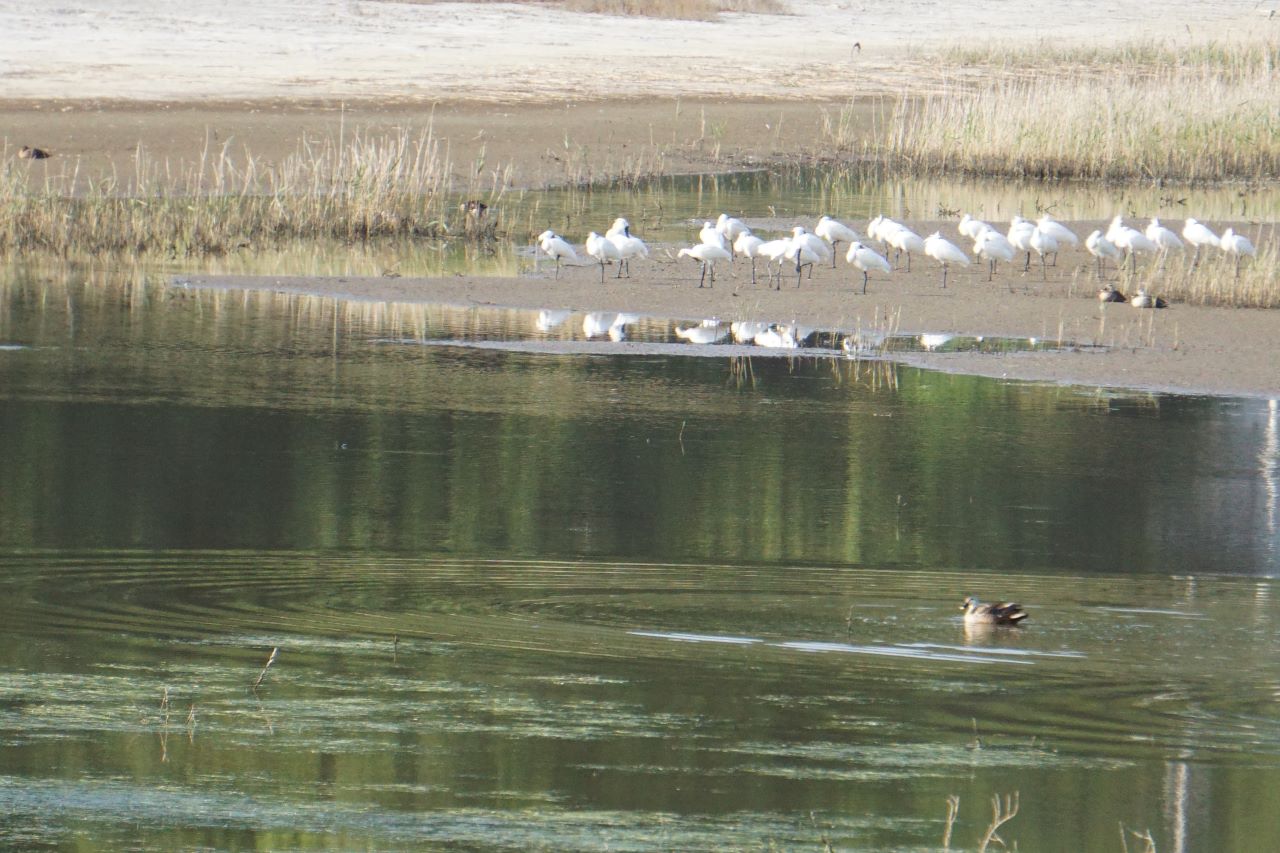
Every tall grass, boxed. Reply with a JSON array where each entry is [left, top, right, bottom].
[[1126, 233, 1280, 309], [0, 126, 509, 256], [859, 39, 1280, 183]]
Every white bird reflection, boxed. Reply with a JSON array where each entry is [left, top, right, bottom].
[[919, 333, 954, 352], [535, 309, 571, 332], [675, 321, 729, 344]]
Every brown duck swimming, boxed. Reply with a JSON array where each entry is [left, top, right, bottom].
[[961, 596, 1028, 626]]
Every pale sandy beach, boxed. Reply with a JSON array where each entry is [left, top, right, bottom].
[[3, 0, 1278, 397]]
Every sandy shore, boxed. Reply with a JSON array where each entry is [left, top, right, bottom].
[[4, 0, 1277, 398], [179, 221, 1280, 399]]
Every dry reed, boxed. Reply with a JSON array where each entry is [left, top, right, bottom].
[[859, 39, 1280, 183], [0, 126, 495, 256]]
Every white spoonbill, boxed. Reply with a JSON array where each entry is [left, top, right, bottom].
[[923, 231, 969, 287], [973, 229, 1016, 282], [537, 230, 579, 279], [1181, 218, 1220, 266], [1029, 228, 1058, 279], [786, 227, 831, 287], [755, 238, 792, 289], [1220, 228, 1257, 277], [1036, 215, 1078, 266], [845, 241, 891, 293], [884, 223, 925, 271], [608, 225, 648, 278], [815, 215, 861, 268], [733, 230, 765, 286], [1105, 215, 1128, 244], [605, 217, 631, 239], [678, 243, 732, 288], [959, 213, 995, 241], [1146, 217, 1183, 251], [585, 231, 622, 282], [1085, 230, 1123, 279], [699, 220, 727, 249], [716, 213, 749, 244], [1007, 217, 1037, 271], [1111, 225, 1157, 273]]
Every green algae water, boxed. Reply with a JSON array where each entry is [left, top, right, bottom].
[[0, 262, 1277, 851]]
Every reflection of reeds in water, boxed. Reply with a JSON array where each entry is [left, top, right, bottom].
[[860, 39, 1280, 183], [726, 355, 756, 388]]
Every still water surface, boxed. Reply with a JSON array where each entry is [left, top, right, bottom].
[[1, 261, 1278, 851]]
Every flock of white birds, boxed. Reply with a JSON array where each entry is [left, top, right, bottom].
[[538, 211, 1259, 308]]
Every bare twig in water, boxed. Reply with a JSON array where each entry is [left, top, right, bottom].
[[254, 646, 279, 689], [186, 704, 197, 742], [1120, 823, 1158, 853], [943, 795, 960, 849], [978, 791, 1019, 853]]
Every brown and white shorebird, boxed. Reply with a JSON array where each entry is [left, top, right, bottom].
[[961, 596, 1028, 626], [1098, 284, 1127, 304], [18, 145, 50, 160]]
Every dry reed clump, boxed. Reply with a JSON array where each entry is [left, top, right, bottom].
[[0, 126, 509, 256], [860, 39, 1280, 183], [1128, 233, 1280, 309]]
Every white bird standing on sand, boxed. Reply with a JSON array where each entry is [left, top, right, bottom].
[[756, 238, 792, 289], [678, 243, 732, 288], [1036, 215, 1078, 266], [1007, 217, 1037, 271], [733, 230, 765, 286], [585, 231, 622, 282], [537, 230, 579, 279], [973, 229, 1015, 282], [845, 241, 891, 293], [815, 215, 860, 268], [607, 224, 648, 278], [1145, 218, 1184, 269], [1029, 227, 1058, 279], [1220, 227, 1257, 277], [959, 213, 995, 241], [1181, 218, 1220, 266], [884, 223, 925, 272], [1146, 217, 1183, 252], [785, 226, 830, 288], [716, 213, 749, 244], [923, 231, 970, 287], [699, 220, 727, 249], [1111, 223, 1158, 273], [1085, 230, 1122, 279]]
